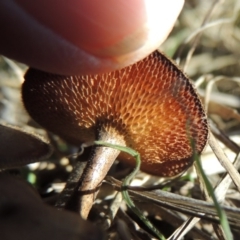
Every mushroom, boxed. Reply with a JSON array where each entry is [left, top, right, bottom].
[[22, 50, 208, 219]]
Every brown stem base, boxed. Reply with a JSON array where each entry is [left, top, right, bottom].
[[57, 127, 126, 219]]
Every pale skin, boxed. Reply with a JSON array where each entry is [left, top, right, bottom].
[[0, 0, 184, 75], [1, 0, 185, 219]]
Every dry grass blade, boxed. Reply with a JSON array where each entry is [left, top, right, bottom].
[[106, 177, 240, 230], [214, 151, 240, 203], [182, 0, 221, 71], [208, 132, 240, 192], [103, 191, 123, 229], [210, 120, 240, 154], [204, 98, 240, 122], [168, 217, 208, 240], [167, 143, 240, 240]]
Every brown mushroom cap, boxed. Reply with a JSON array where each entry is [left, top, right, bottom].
[[22, 51, 208, 177]]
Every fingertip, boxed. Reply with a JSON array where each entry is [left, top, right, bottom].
[[1, 0, 184, 75]]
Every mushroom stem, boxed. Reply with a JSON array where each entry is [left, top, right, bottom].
[[64, 127, 126, 219]]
